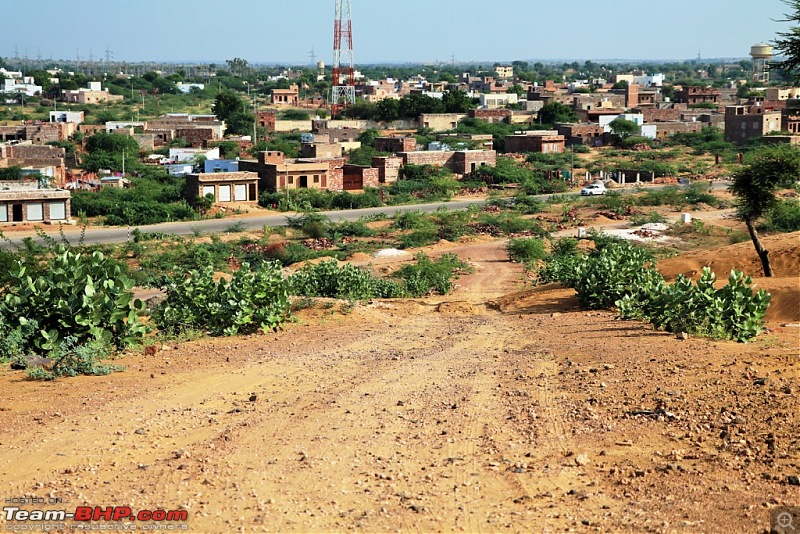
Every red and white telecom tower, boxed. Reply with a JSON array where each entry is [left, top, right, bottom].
[[331, 0, 355, 118]]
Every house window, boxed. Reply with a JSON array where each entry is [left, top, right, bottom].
[[202, 185, 215, 198], [0, 203, 7, 222], [288, 176, 294, 184], [313, 175, 320, 183], [27, 203, 43, 221]]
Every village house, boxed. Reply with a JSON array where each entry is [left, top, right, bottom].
[[0, 179, 71, 225], [62, 81, 123, 104], [185, 171, 259, 205]]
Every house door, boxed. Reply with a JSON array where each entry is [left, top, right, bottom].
[[248, 184, 257, 201], [12, 204, 23, 222], [299, 175, 308, 188]]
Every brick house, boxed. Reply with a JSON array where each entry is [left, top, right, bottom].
[[724, 106, 782, 145], [375, 137, 417, 153], [271, 85, 300, 106], [397, 150, 497, 175], [0, 180, 71, 224], [504, 131, 565, 154], [676, 86, 721, 107], [556, 123, 606, 146], [239, 151, 343, 192], [371, 156, 403, 184], [185, 172, 259, 205]]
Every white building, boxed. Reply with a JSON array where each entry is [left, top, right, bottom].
[[1, 77, 42, 97], [479, 93, 518, 109], [50, 111, 84, 124], [168, 147, 220, 164]]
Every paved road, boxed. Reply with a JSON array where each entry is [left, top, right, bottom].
[[2, 182, 730, 247]]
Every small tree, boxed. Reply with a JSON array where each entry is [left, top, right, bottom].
[[729, 144, 800, 276], [609, 118, 641, 141]]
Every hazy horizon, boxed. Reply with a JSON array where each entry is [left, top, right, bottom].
[[0, 0, 790, 66]]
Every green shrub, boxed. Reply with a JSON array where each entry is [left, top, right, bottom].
[[393, 210, 433, 230], [153, 262, 290, 336], [617, 268, 770, 342], [506, 238, 547, 264], [630, 212, 668, 226], [394, 253, 471, 297], [290, 260, 406, 299], [0, 246, 148, 353], [761, 199, 800, 232], [431, 209, 474, 241], [398, 229, 439, 249], [511, 194, 546, 214], [572, 242, 657, 309], [330, 220, 376, 238], [26, 337, 119, 381]]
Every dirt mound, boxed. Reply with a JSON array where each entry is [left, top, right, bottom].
[[657, 231, 800, 280], [347, 252, 374, 263], [489, 283, 580, 315], [436, 301, 478, 314], [658, 232, 800, 323], [750, 278, 800, 323]]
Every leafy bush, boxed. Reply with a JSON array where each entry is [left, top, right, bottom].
[[571, 242, 657, 309], [153, 262, 290, 336], [761, 199, 800, 232], [398, 229, 439, 249], [290, 260, 405, 300], [330, 220, 375, 238], [431, 209, 473, 241], [286, 212, 331, 238], [393, 210, 433, 231], [26, 337, 118, 381], [394, 253, 471, 297], [506, 238, 547, 264], [630, 212, 668, 226], [0, 246, 148, 353], [617, 268, 771, 342], [511, 194, 546, 214]]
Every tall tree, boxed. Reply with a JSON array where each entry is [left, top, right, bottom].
[[442, 89, 474, 113], [729, 144, 800, 276], [772, 0, 800, 81], [538, 101, 577, 125]]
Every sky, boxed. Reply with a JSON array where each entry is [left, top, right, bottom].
[[0, 0, 792, 66]]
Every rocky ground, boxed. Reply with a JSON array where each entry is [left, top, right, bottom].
[[0, 234, 798, 533]]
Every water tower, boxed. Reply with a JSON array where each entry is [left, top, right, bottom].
[[750, 43, 773, 84]]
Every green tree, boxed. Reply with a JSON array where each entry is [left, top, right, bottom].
[[83, 132, 140, 173], [608, 118, 641, 140], [538, 101, 578, 125], [212, 92, 253, 135], [442, 89, 474, 113], [376, 98, 400, 122], [357, 128, 381, 147], [212, 92, 247, 121], [772, 0, 800, 81], [729, 144, 800, 276]]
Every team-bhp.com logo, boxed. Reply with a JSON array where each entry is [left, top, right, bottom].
[[4, 506, 188, 530]]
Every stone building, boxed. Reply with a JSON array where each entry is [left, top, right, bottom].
[[0, 180, 71, 224], [185, 172, 259, 205], [724, 106, 782, 145]]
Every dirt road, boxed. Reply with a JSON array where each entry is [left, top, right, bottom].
[[0, 240, 797, 532]]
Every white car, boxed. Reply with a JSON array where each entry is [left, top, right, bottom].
[[580, 183, 607, 196]]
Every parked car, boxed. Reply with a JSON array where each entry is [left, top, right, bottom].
[[580, 183, 607, 196]]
